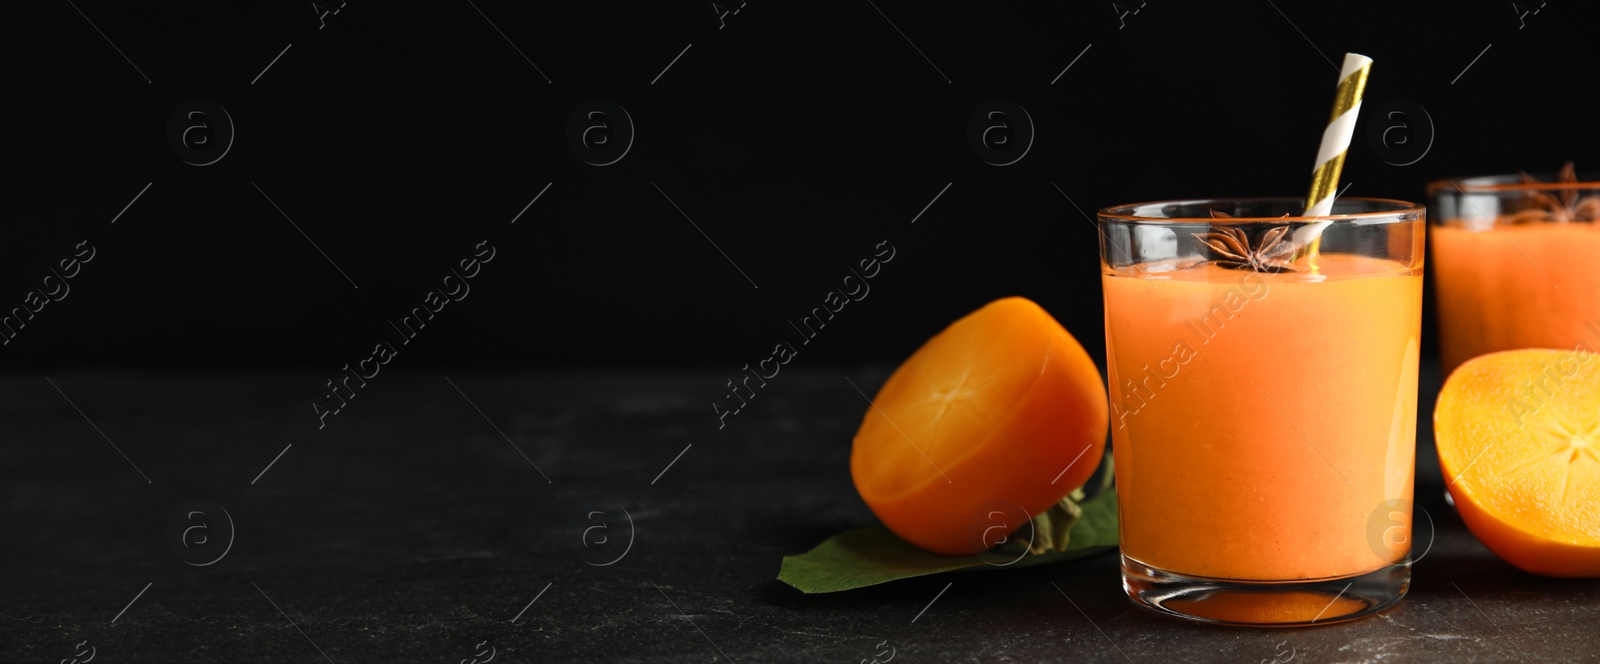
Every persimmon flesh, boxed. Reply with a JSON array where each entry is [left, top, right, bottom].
[[850, 297, 1108, 556], [1436, 349, 1600, 577]]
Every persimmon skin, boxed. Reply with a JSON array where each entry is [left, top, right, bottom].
[[1449, 482, 1600, 577], [850, 297, 1108, 556], [1437, 349, 1600, 577]]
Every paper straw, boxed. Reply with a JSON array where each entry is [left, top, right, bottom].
[[1294, 53, 1373, 254]]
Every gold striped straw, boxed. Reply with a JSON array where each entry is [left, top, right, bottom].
[[1294, 53, 1373, 262]]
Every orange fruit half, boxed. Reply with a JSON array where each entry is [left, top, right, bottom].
[[1436, 348, 1600, 577], [850, 297, 1108, 555]]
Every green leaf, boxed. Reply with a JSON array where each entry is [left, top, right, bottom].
[[778, 484, 1119, 594]]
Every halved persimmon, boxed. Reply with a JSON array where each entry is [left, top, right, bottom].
[[850, 297, 1108, 555], [1436, 348, 1600, 577]]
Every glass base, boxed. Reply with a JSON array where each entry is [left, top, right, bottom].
[[1121, 554, 1409, 626]]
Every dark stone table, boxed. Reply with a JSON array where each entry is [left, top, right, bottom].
[[4, 367, 1597, 663]]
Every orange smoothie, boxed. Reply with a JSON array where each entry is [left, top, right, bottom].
[[1432, 222, 1600, 373], [1103, 254, 1421, 581]]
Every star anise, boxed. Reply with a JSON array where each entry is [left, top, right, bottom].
[[1190, 210, 1297, 273], [1503, 161, 1600, 224]]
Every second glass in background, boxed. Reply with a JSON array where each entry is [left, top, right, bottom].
[[1430, 168, 1600, 374]]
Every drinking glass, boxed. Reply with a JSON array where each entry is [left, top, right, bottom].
[[1429, 171, 1600, 374], [1099, 197, 1424, 625]]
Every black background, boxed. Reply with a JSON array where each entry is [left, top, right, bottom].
[[10, 0, 1598, 371]]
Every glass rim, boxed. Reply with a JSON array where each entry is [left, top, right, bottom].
[[1097, 197, 1424, 224], [1427, 172, 1600, 194]]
